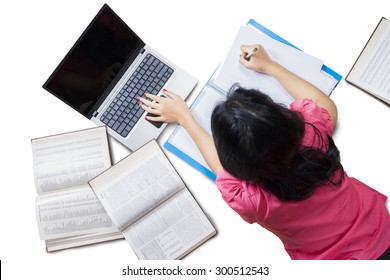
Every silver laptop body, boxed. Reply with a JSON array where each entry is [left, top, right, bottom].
[[43, 4, 197, 151]]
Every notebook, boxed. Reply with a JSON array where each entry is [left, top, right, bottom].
[[43, 4, 197, 151], [164, 19, 342, 180]]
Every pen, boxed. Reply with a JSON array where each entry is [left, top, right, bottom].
[[245, 47, 258, 61]]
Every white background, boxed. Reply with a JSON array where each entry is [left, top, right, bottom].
[[1, 0, 389, 279]]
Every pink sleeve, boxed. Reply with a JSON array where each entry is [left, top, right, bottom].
[[215, 169, 257, 224], [290, 98, 334, 136]]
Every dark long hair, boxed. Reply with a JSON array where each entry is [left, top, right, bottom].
[[211, 86, 344, 201]]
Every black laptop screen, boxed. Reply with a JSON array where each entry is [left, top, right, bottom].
[[43, 5, 144, 118]]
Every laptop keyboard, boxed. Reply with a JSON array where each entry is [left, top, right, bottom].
[[100, 53, 173, 137]]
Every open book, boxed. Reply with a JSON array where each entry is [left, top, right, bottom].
[[31, 126, 122, 252], [89, 140, 216, 260], [346, 17, 390, 104], [164, 19, 342, 180]]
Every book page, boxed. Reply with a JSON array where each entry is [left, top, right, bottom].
[[90, 141, 185, 231], [123, 190, 216, 260], [347, 18, 390, 103], [36, 185, 118, 240], [31, 126, 111, 193]]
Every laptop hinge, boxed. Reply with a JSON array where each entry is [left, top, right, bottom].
[[92, 111, 99, 118], [139, 48, 145, 54]]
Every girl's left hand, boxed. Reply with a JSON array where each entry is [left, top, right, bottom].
[[139, 90, 192, 126]]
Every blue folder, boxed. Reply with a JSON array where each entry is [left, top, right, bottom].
[[164, 19, 342, 181]]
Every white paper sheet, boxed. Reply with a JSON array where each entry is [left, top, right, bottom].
[[214, 26, 336, 103]]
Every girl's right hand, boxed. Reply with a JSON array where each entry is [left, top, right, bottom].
[[239, 44, 275, 74]]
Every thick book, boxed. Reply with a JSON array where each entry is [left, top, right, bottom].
[[164, 19, 342, 180], [31, 126, 123, 252], [346, 17, 390, 104], [88, 140, 216, 260]]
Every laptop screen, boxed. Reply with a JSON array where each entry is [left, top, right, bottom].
[[43, 4, 144, 118]]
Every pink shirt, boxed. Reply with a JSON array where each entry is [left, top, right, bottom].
[[216, 99, 390, 259]]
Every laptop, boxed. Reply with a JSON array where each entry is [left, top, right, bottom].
[[43, 4, 197, 151]]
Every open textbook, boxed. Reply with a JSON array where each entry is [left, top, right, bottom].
[[89, 140, 216, 260], [165, 19, 342, 180], [31, 126, 122, 251], [346, 17, 390, 104]]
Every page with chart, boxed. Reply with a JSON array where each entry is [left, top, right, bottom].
[[32, 126, 111, 194], [35, 185, 118, 240], [31, 127, 121, 250]]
